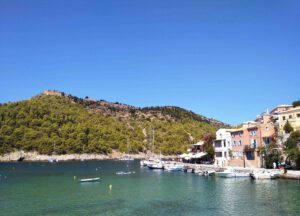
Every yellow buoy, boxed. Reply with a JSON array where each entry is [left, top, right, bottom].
[[109, 184, 112, 191]]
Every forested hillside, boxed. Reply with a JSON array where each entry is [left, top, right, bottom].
[[0, 91, 225, 155]]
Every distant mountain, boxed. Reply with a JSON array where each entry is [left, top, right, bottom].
[[0, 90, 228, 155]]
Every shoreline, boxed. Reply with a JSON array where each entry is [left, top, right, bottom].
[[0, 151, 177, 162]]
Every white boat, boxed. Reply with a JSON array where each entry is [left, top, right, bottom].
[[118, 156, 134, 161], [216, 169, 250, 178], [116, 171, 135, 175], [140, 158, 159, 166], [79, 177, 101, 183], [164, 163, 184, 171], [147, 160, 164, 169], [204, 170, 216, 176], [250, 170, 280, 180], [48, 158, 58, 163]]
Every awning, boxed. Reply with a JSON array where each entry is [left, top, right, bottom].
[[193, 141, 204, 146], [180, 152, 207, 159], [191, 152, 207, 159]]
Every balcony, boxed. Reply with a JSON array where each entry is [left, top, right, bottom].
[[244, 144, 256, 151], [214, 147, 223, 153]]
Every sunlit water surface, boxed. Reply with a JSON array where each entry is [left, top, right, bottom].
[[0, 160, 299, 216]]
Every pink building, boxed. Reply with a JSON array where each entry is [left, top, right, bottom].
[[229, 114, 275, 168]]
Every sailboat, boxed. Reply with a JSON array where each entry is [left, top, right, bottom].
[[145, 128, 164, 169]]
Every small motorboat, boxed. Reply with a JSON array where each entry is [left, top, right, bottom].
[[49, 158, 58, 163], [216, 169, 250, 178], [250, 170, 280, 180], [79, 177, 101, 183], [204, 170, 216, 176], [164, 163, 184, 171], [116, 171, 135, 175]]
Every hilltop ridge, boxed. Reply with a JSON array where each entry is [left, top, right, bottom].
[[37, 90, 228, 128]]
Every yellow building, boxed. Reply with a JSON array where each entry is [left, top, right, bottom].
[[277, 106, 300, 135]]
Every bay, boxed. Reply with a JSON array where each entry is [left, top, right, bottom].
[[0, 160, 299, 216]]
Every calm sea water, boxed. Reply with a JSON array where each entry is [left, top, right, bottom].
[[0, 160, 299, 216]]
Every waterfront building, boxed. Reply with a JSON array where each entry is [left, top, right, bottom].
[[270, 104, 293, 119], [213, 129, 232, 167], [276, 106, 300, 136], [228, 114, 275, 168]]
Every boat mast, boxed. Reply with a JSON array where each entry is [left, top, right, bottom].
[[152, 127, 155, 156]]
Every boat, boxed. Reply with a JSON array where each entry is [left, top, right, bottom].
[[204, 170, 216, 176], [116, 171, 135, 175], [140, 158, 159, 166], [164, 162, 184, 171], [49, 158, 58, 163], [118, 156, 134, 161], [250, 170, 280, 180], [147, 160, 164, 169], [79, 177, 101, 183], [216, 169, 250, 178]]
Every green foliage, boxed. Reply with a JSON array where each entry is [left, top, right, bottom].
[[283, 121, 294, 134], [284, 131, 300, 169], [0, 95, 217, 155], [292, 100, 300, 107], [263, 141, 283, 169]]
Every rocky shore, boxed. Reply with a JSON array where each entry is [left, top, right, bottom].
[[0, 151, 176, 162]]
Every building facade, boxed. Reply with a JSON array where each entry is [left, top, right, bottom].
[[277, 106, 300, 135], [213, 129, 231, 167], [228, 114, 275, 168]]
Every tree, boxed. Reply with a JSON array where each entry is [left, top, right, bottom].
[[263, 141, 283, 169], [284, 131, 300, 169], [283, 121, 294, 134], [292, 100, 300, 107]]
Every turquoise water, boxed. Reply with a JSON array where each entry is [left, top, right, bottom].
[[0, 160, 299, 216]]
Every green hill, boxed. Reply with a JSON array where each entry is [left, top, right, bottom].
[[0, 90, 227, 155]]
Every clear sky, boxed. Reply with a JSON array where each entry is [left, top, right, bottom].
[[0, 0, 299, 125]]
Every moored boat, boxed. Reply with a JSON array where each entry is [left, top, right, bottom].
[[147, 160, 164, 169], [79, 177, 101, 183], [250, 170, 280, 180], [216, 169, 250, 178], [116, 171, 135, 175], [164, 163, 184, 171]]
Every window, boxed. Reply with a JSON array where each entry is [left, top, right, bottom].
[[215, 152, 222, 158], [289, 115, 292, 119], [297, 114, 300, 118], [233, 141, 236, 146], [251, 139, 257, 148], [283, 116, 286, 121], [238, 132, 242, 137], [264, 137, 270, 145], [228, 141, 230, 147], [224, 141, 226, 147], [238, 140, 242, 146], [224, 152, 227, 158]]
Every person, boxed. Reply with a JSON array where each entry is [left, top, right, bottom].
[[273, 162, 276, 169]]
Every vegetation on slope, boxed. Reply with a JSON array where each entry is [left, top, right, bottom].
[[0, 93, 218, 155]]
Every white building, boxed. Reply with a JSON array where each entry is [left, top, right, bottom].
[[213, 129, 232, 167]]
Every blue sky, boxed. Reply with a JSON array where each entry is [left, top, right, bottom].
[[0, 0, 299, 125]]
